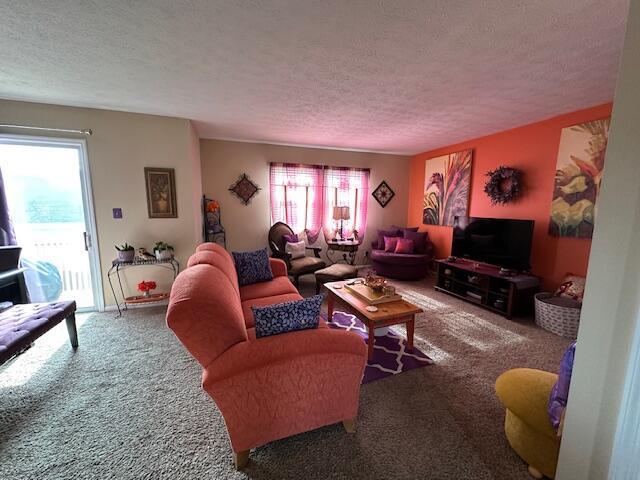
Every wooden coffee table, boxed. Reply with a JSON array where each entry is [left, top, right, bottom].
[[324, 281, 423, 360]]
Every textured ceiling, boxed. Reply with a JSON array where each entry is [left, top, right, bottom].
[[0, 1, 629, 154]]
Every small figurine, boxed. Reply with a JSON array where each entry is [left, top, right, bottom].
[[136, 247, 156, 261]]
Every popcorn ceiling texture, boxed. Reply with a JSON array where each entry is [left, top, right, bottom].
[[0, 0, 628, 153]]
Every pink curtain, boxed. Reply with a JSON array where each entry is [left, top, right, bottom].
[[323, 167, 369, 240], [269, 163, 324, 243]]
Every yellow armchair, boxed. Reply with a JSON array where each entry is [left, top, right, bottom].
[[495, 368, 561, 479]]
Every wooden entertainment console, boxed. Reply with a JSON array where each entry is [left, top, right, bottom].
[[435, 258, 540, 318]]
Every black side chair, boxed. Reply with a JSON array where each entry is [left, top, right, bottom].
[[268, 222, 325, 287]]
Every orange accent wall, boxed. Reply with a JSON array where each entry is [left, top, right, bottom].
[[407, 103, 612, 290]]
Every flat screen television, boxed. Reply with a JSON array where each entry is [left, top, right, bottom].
[[451, 217, 534, 271]]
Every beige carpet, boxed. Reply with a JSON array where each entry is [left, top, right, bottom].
[[0, 274, 570, 479]]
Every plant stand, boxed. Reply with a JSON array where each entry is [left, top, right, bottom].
[[107, 257, 180, 317]]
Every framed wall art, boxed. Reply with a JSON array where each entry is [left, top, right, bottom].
[[144, 167, 177, 218]]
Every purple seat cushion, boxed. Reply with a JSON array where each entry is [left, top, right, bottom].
[[403, 230, 428, 254], [376, 229, 399, 249], [0, 301, 76, 362]]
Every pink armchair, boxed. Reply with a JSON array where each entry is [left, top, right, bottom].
[[167, 243, 367, 469]]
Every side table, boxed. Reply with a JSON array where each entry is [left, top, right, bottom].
[[326, 240, 361, 265], [107, 258, 180, 317]]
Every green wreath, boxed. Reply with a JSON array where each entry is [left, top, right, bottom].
[[484, 166, 523, 205]]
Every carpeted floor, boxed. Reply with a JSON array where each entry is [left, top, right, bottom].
[[0, 275, 570, 479]]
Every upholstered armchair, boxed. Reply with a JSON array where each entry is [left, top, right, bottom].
[[268, 222, 326, 286]]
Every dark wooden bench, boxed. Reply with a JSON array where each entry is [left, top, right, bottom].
[[0, 300, 77, 365]]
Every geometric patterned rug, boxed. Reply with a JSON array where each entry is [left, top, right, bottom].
[[327, 311, 434, 384]]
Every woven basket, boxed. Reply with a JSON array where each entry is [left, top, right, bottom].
[[534, 292, 582, 340]]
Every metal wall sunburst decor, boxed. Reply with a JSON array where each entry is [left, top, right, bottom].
[[229, 173, 260, 205], [372, 180, 395, 208]]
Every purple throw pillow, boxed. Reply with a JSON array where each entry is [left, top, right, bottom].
[[392, 225, 419, 234], [384, 236, 399, 252], [395, 238, 414, 254], [548, 341, 577, 431], [283, 233, 299, 245], [377, 229, 398, 249], [403, 230, 428, 254]]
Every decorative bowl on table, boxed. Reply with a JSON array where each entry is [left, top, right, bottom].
[[365, 273, 387, 293]]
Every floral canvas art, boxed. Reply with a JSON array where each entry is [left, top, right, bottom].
[[423, 149, 473, 226], [549, 118, 610, 238]]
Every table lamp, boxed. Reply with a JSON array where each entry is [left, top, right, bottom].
[[333, 206, 350, 240]]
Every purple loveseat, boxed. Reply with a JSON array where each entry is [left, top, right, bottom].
[[370, 230, 434, 280]]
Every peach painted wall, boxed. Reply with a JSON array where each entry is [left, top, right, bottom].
[[407, 104, 612, 290]]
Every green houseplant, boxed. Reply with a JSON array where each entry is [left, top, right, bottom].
[[154, 241, 174, 261], [115, 243, 135, 263]]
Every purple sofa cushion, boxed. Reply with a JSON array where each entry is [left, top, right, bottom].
[[395, 238, 415, 254], [403, 230, 428, 254], [376, 229, 399, 249], [384, 236, 399, 252], [392, 225, 419, 234]]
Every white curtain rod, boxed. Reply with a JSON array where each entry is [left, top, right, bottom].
[[0, 124, 93, 135]]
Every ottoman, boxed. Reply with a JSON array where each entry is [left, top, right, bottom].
[[315, 264, 358, 294], [0, 300, 77, 365]]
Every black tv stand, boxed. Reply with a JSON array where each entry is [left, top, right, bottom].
[[434, 258, 539, 318]]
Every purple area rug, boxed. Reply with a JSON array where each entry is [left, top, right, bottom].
[[327, 311, 434, 384]]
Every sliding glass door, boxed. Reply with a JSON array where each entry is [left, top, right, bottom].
[[0, 135, 101, 310]]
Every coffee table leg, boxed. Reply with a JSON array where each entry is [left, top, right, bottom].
[[367, 325, 375, 360], [406, 317, 415, 352], [327, 294, 334, 323]]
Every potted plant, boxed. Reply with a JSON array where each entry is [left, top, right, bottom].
[[154, 241, 174, 261], [115, 243, 135, 262]]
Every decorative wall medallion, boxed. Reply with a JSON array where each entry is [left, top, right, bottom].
[[484, 166, 523, 205], [372, 181, 395, 208], [229, 173, 260, 205]]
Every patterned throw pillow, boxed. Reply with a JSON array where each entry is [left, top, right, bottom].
[[253, 294, 323, 338], [395, 237, 415, 254], [548, 341, 577, 432], [232, 248, 274, 287], [554, 274, 586, 303], [285, 240, 306, 260], [384, 236, 399, 252]]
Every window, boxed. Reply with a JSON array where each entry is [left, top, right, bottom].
[[269, 163, 370, 243], [323, 166, 369, 239]]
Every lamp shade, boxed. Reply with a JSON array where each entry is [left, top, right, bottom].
[[333, 206, 350, 220]]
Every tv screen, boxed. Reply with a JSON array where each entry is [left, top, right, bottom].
[[451, 217, 534, 270]]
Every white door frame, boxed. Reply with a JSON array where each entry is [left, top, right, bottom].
[[0, 133, 104, 312]]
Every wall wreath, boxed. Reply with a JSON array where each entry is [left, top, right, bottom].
[[484, 166, 523, 205]]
